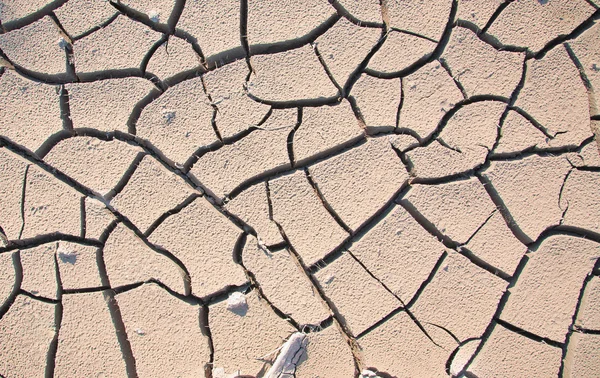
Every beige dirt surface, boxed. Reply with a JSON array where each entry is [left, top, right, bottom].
[[1, 1, 600, 377]]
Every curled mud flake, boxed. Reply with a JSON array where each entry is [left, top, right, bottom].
[[264, 332, 308, 378]]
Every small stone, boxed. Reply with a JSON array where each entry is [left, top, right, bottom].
[[226, 292, 248, 316], [148, 10, 160, 23]]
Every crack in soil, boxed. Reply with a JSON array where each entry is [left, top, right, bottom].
[[0, 1, 600, 377]]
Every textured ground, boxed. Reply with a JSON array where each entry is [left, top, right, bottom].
[[1, 0, 600, 377]]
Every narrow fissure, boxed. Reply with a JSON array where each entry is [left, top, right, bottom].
[[286, 108, 303, 167], [304, 167, 352, 233], [231, 232, 301, 331], [44, 249, 64, 378], [265, 181, 364, 375], [95, 223, 138, 378]]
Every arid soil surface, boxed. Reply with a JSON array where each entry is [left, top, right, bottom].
[[1, 0, 600, 377]]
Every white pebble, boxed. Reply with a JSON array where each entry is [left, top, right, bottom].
[[226, 292, 248, 315]]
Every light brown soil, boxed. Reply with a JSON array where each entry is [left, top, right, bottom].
[[1, 1, 600, 377]]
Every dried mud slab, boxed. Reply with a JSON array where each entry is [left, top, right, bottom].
[[309, 137, 408, 231], [0, 0, 56, 24], [269, 171, 349, 266], [407, 101, 506, 179], [119, 0, 175, 20], [0, 295, 55, 377], [0, 148, 29, 239], [56, 242, 103, 291], [486, 0, 595, 53], [110, 155, 195, 232], [447, 339, 481, 376], [293, 100, 363, 162], [575, 276, 600, 331], [576, 135, 600, 167], [467, 323, 563, 378], [500, 235, 600, 342], [494, 109, 554, 154], [190, 108, 293, 199], [54, 0, 117, 38], [464, 211, 526, 276], [408, 251, 506, 342], [561, 169, 600, 233], [0, 253, 16, 308], [136, 76, 215, 164], [83, 196, 116, 240], [337, 0, 382, 25], [65, 78, 154, 133], [116, 283, 211, 378], [294, 325, 355, 377], [369, 31, 436, 74], [569, 22, 600, 116], [247, 45, 339, 103], [73, 15, 161, 72], [564, 332, 600, 378], [146, 36, 199, 81], [246, 0, 334, 45], [455, 0, 503, 28], [386, 0, 452, 41], [209, 290, 296, 376], [148, 199, 247, 298], [0, 16, 65, 74], [314, 18, 382, 87], [514, 46, 592, 148], [54, 292, 128, 377], [0, 71, 62, 152], [348, 205, 447, 302], [103, 222, 187, 295], [21, 164, 82, 239], [224, 183, 283, 247], [43, 137, 143, 194], [403, 178, 496, 244], [481, 154, 573, 243], [203, 59, 271, 138], [315, 252, 401, 336], [20, 243, 58, 299], [177, 0, 240, 58], [358, 309, 457, 377], [441, 27, 525, 98], [243, 238, 329, 325], [351, 74, 401, 128], [400, 61, 463, 139]]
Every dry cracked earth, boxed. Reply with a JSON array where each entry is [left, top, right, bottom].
[[1, 0, 600, 377]]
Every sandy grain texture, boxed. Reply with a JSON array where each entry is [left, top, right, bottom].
[[1, 0, 600, 377]]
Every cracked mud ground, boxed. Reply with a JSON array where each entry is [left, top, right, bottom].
[[1, 0, 600, 377]]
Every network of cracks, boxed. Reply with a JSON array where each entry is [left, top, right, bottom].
[[1, 0, 600, 377]]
